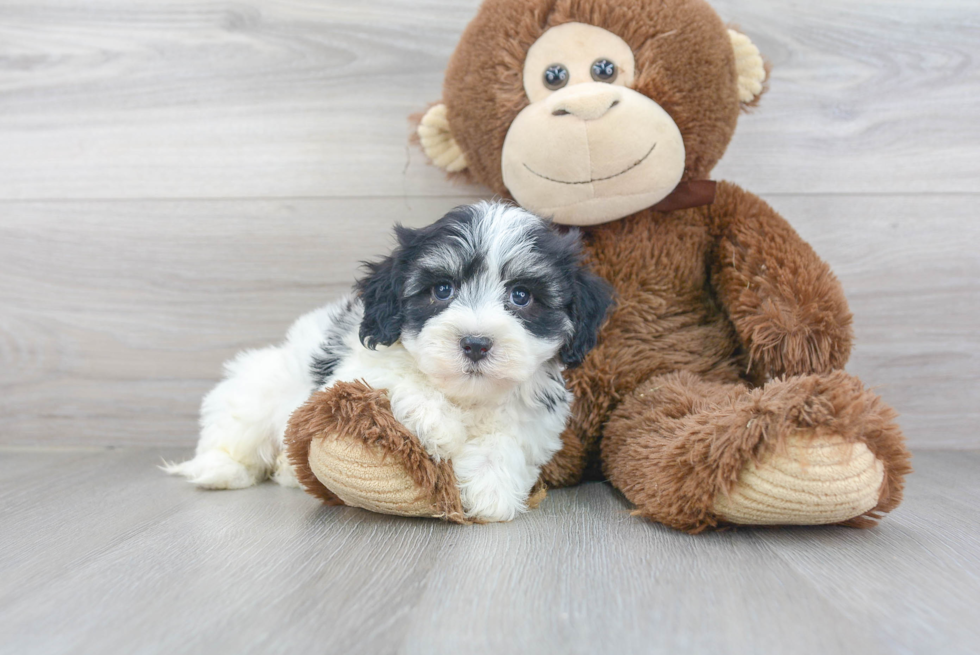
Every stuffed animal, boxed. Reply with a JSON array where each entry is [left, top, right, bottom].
[[285, 0, 912, 531]]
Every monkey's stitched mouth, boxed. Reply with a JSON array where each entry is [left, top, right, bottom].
[[522, 142, 656, 185]]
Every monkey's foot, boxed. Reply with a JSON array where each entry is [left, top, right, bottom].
[[602, 370, 911, 532], [713, 429, 885, 526]]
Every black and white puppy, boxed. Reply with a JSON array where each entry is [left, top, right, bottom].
[[166, 202, 613, 522]]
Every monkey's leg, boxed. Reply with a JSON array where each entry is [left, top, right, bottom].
[[600, 370, 911, 533]]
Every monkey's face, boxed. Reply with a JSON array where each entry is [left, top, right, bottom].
[[419, 0, 769, 227], [501, 23, 686, 226]]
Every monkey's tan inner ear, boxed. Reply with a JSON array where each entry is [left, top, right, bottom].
[[728, 29, 766, 103], [417, 103, 468, 173]]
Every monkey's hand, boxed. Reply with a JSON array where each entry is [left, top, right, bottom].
[[709, 182, 854, 377], [284, 381, 469, 522]]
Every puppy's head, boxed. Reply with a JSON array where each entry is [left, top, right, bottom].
[[357, 202, 613, 399]]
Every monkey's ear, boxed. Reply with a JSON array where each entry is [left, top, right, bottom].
[[727, 29, 768, 107], [417, 103, 469, 173]]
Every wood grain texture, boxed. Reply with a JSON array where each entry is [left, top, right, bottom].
[[1, 447, 977, 654], [0, 197, 457, 445], [0, 0, 977, 199], [710, 0, 980, 194], [1, 195, 975, 448]]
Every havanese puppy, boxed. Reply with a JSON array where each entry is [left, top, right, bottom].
[[165, 201, 613, 522]]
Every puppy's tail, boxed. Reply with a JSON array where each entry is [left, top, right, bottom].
[[160, 450, 262, 490]]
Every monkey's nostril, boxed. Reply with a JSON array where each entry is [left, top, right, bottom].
[[552, 109, 570, 116]]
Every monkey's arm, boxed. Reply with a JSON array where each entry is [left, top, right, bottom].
[[708, 181, 853, 377], [285, 381, 469, 522]]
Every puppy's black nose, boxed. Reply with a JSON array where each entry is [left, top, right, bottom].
[[460, 336, 493, 363]]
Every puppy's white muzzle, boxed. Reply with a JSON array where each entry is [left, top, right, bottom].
[[402, 302, 560, 401]]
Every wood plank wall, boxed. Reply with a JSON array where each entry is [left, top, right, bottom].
[[1, 0, 977, 447]]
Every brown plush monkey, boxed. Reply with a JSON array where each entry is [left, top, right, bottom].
[[286, 0, 911, 532]]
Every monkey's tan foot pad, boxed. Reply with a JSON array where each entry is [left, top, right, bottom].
[[308, 435, 550, 523], [285, 381, 470, 523], [712, 430, 885, 526], [309, 434, 458, 519]]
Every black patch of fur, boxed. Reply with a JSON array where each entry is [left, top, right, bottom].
[[401, 292, 451, 337], [357, 206, 477, 347], [508, 223, 615, 368], [310, 298, 358, 387], [533, 385, 568, 413], [560, 263, 615, 368], [509, 292, 572, 341], [461, 252, 486, 282], [356, 253, 403, 348]]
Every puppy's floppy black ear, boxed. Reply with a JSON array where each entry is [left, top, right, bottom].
[[356, 258, 403, 350], [356, 254, 401, 348], [561, 269, 615, 368], [356, 224, 422, 348]]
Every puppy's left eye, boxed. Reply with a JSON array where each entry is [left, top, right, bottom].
[[432, 282, 455, 301], [509, 286, 532, 307]]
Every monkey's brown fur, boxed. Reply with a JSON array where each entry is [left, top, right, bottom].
[[287, 0, 911, 531]]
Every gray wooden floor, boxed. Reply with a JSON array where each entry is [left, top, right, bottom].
[[1, 447, 978, 655], [2, 2, 979, 653]]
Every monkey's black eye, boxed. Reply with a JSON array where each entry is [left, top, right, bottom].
[[432, 282, 455, 301], [543, 64, 569, 90], [591, 59, 617, 83], [509, 286, 532, 307]]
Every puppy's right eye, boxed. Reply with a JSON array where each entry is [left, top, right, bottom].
[[509, 286, 532, 307], [432, 282, 455, 301]]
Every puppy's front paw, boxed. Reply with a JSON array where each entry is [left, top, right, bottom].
[[390, 394, 468, 462], [417, 419, 468, 462], [272, 451, 301, 488], [459, 482, 525, 523], [453, 445, 532, 523]]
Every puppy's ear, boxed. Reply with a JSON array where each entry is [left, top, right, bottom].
[[356, 225, 422, 348], [560, 269, 614, 368], [356, 255, 401, 349]]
